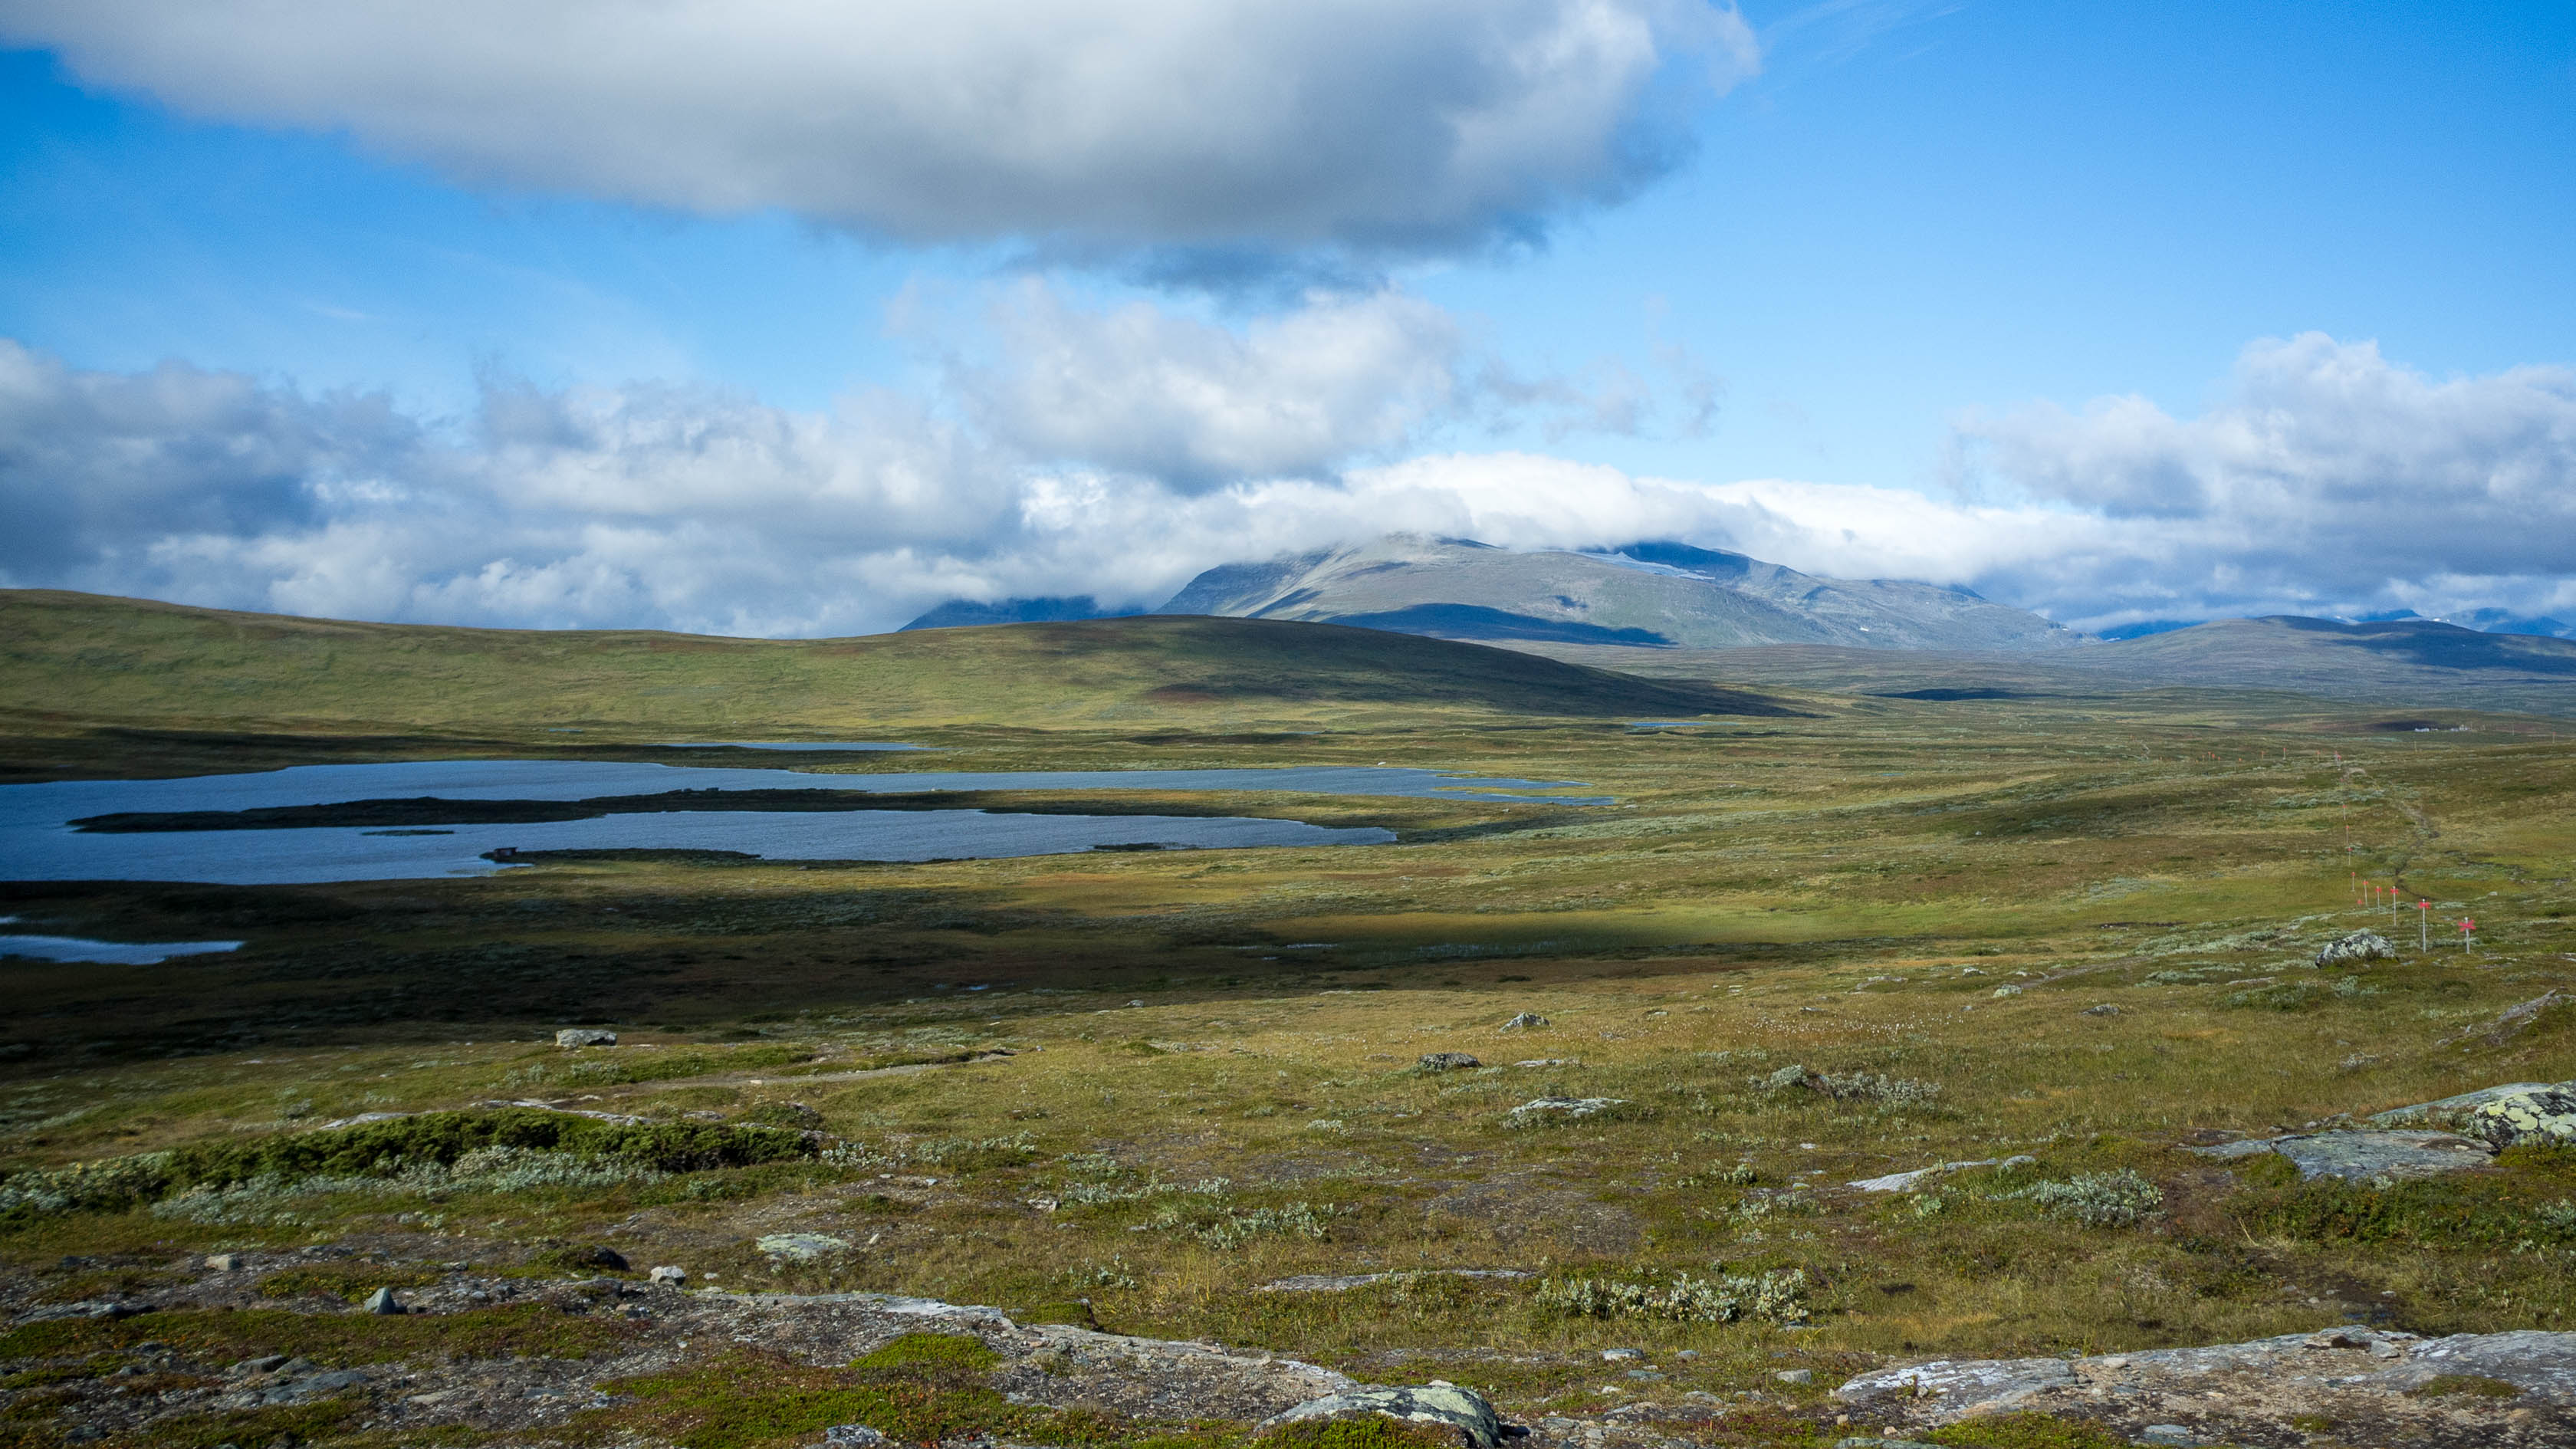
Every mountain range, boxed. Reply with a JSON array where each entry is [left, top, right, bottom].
[[911, 534, 2082, 652]]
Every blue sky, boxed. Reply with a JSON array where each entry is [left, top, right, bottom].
[[1, 1, 2571, 636]]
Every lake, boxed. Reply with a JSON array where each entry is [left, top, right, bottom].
[[0, 760, 1599, 886]]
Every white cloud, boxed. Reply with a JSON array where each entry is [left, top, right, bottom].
[[1955, 333, 2576, 625], [952, 284, 1467, 488], [1, 0, 1757, 263], [6, 331, 2571, 637]]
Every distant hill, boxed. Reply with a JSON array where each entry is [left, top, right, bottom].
[[1156, 534, 2080, 652], [899, 595, 1137, 630], [1505, 614, 2576, 718], [0, 589, 1795, 737]]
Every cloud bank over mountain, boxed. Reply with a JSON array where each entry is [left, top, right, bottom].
[[5, 320, 2569, 638], [0, 0, 1756, 268]]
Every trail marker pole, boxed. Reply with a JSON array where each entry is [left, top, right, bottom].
[[2461, 918, 2476, 953]]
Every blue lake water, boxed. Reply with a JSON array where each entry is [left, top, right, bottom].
[[0, 933, 245, 964], [0, 760, 1599, 886]]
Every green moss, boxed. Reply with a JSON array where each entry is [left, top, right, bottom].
[[1924, 1413, 2134, 1448], [2411, 1373, 2522, 1399], [849, 1332, 1002, 1372]]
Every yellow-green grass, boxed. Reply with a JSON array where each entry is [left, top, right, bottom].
[[0, 590, 1788, 760]]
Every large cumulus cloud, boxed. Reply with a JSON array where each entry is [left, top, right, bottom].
[[1957, 334, 2576, 627], [0, 0, 1757, 265], [5, 327, 2573, 636]]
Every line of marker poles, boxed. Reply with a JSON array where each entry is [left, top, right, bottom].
[[2349, 876, 2470, 953]]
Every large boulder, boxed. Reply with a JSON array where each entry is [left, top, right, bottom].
[[1261, 1382, 1505, 1447], [554, 1027, 617, 1048], [2314, 931, 2393, 968], [2465, 1087, 2576, 1150]]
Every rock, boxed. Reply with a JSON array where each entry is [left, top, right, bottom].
[[1261, 1382, 1506, 1448], [2137, 1429, 2199, 1447], [2081, 1004, 2118, 1017], [2465, 1087, 2576, 1150], [757, 1233, 852, 1261], [1774, 1368, 1814, 1385], [554, 1027, 618, 1048], [1848, 1155, 2035, 1192], [2369, 1080, 2568, 1125], [1418, 1053, 1481, 1072], [1504, 1096, 1625, 1123], [1839, 1326, 2576, 1438], [204, 1253, 243, 1271], [362, 1286, 405, 1315], [1991, 985, 2022, 997], [1498, 1013, 1548, 1030], [1600, 1348, 1641, 1362], [649, 1266, 688, 1286], [2315, 930, 2394, 968], [1834, 1439, 1941, 1449], [823, 1428, 887, 1447], [2185, 1129, 2492, 1182]]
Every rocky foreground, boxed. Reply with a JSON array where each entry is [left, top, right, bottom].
[[12, 1250, 2576, 1449]]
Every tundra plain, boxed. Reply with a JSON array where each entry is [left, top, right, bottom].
[[3, 599, 2574, 1449]]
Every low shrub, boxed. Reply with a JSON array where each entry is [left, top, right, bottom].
[[2009, 1170, 2164, 1228], [1535, 1267, 1808, 1324]]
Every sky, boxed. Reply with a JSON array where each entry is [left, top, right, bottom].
[[1, 0, 2571, 638]]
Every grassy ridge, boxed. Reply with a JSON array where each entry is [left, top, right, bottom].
[[0, 589, 1790, 735]]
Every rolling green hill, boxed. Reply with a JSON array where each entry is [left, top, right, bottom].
[[0, 588, 1795, 737]]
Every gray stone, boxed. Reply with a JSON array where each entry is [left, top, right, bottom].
[[2081, 1004, 2119, 1016], [204, 1253, 243, 1271], [2368, 1081, 2566, 1126], [649, 1265, 688, 1286], [2464, 1087, 2576, 1150], [1600, 1348, 1642, 1362], [1498, 1013, 1549, 1031], [1773, 1368, 1813, 1385], [1835, 1355, 2079, 1416], [1848, 1155, 2035, 1192], [2137, 1428, 2199, 1447], [757, 1234, 851, 1261], [2183, 1129, 2492, 1182], [1991, 984, 2022, 997], [2314, 930, 2393, 968], [823, 1428, 887, 1447], [554, 1027, 618, 1048], [361, 1286, 404, 1315], [1418, 1052, 1482, 1072], [1262, 1382, 1506, 1448], [1505, 1096, 1625, 1123]]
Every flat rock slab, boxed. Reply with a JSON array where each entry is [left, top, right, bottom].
[[2371, 1082, 2568, 1126], [1838, 1327, 2576, 1447], [2184, 1129, 2492, 1181]]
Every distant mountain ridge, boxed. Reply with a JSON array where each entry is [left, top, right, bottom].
[[1151, 534, 2081, 652]]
